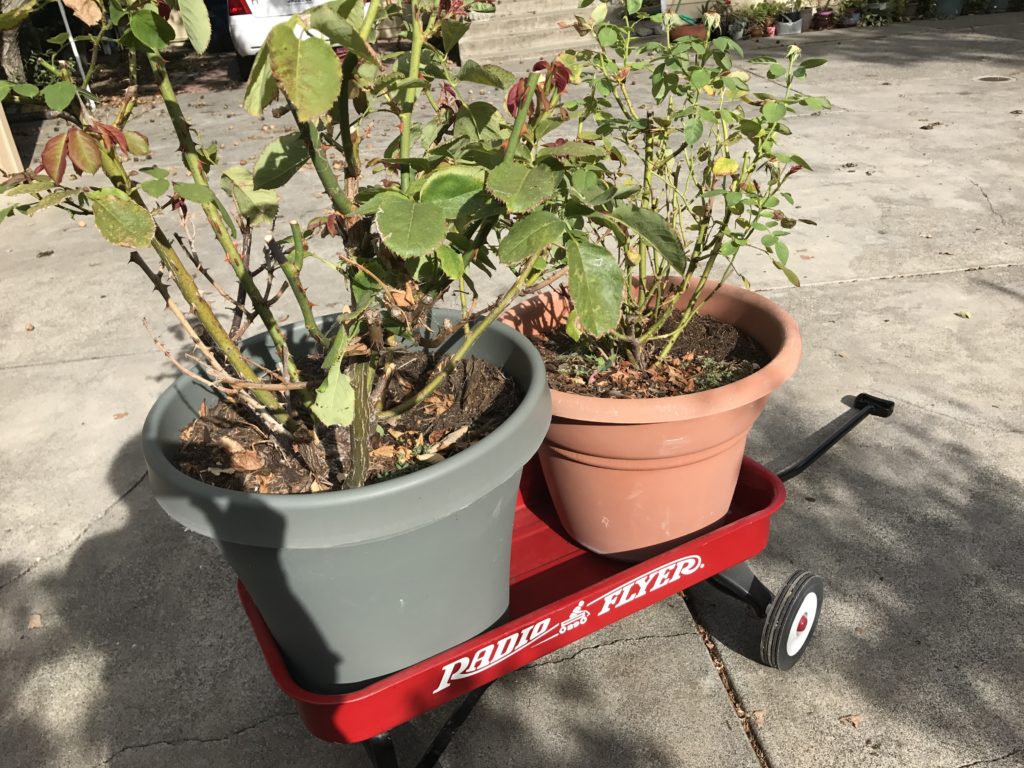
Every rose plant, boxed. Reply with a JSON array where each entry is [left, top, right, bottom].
[[0, 0, 572, 489]]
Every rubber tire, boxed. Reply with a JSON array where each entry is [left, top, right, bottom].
[[234, 55, 254, 82], [759, 571, 824, 671]]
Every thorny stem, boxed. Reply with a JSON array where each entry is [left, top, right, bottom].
[[298, 115, 355, 215], [265, 233, 327, 348], [378, 263, 535, 420], [144, 50, 301, 384], [399, 5, 426, 192]]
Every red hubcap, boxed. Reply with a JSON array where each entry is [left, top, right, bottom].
[[797, 614, 809, 632]]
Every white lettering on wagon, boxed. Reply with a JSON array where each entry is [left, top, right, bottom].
[[591, 555, 704, 616], [433, 618, 554, 693]]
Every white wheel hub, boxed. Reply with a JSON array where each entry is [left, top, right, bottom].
[[785, 591, 818, 657]]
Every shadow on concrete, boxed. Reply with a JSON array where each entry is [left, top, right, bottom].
[[688, 392, 1024, 757]]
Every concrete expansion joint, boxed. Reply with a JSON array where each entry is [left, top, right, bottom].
[[95, 711, 296, 766], [0, 472, 149, 594], [525, 631, 697, 670], [756, 261, 1024, 293], [952, 744, 1024, 768], [0, 349, 160, 372]]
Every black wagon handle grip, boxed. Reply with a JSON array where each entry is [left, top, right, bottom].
[[776, 393, 896, 483]]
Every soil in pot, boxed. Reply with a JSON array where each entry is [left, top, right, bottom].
[[536, 314, 769, 399], [176, 353, 520, 493]]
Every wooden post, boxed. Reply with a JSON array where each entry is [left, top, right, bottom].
[[0, 102, 23, 177]]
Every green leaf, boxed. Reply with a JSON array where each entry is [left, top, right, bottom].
[[311, 366, 355, 427], [124, 130, 150, 156], [683, 119, 703, 146], [457, 60, 516, 90], [498, 211, 565, 265], [453, 101, 505, 142], [220, 167, 279, 226], [41, 81, 76, 112], [139, 178, 170, 197], [174, 182, 215, 203], [175, 0, 212, 54], [308, 6, 377, 63], [11, 82, 38, 97], [712, 156, 739, 176], [354, 188, 407, 215], [486, 162, 560, 213], [87, 190, 155, 248], [441, 19, 470, 52], [243, 44, 279, 116], [775, 240, 790, 265], [604, 204, 689, 274], [26, 189, 75, 215], [566, 239, 623, 336], [436, 243, 466, 279], [773, 260, 800, 286], [536, 141, 606, 161], [7, 178, 53, 195], [690, 69, 711, 89], [801, 58, 827, 69], [761, 101, 787, 122], [376, 198, 446, 259], [129, 9, 175, 52], [767, 62, 786, 79], [419, 165, 485, 218], [252, 132, 309, 189], [267, 24, 342, 122]]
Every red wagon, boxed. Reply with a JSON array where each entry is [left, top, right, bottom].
[[239, 394, 894, 768]]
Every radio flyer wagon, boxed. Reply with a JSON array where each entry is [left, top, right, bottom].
[[238, 394, 894, 768]]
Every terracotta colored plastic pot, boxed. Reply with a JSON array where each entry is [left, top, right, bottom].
[[504, 279, 801, 560]]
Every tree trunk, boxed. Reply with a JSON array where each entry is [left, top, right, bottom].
[[1, 28, 27, 83]]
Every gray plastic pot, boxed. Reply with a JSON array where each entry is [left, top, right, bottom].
[[143, 309, 551, 692]]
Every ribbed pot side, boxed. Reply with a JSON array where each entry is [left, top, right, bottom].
[[504, 280, 801, 561], [143, 310, 551, 692]]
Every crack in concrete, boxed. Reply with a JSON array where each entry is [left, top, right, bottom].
[[96, 711, 296, 766], [968, 178, 1008, 227], [686, 597, 773, 768], [526, 631, 696, 670], [0, 473, 149, 594], [756, 261, 1024, 293], [953, 744, 1024, 768]]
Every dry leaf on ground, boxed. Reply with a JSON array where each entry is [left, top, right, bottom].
[[751, 710, 766, 728], [839, 714, 864, 728], [27, 613, 43, 630]]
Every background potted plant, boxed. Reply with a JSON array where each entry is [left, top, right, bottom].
[[814, 0, 837, 26], [839, 0, 864, 24], [510, 11, 829, 558], [0, 0, 557, 690], [776, 2, 805, 33]]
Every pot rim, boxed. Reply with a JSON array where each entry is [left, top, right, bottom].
[[508, 279, 801, 425], [142, 309, 552, 547]]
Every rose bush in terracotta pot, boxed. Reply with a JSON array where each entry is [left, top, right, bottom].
[[503, 10, 830, 558]]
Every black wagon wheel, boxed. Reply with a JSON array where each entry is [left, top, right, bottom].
[[759, 571, 824, 671]]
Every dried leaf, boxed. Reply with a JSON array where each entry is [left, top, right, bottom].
[[954, 310, 972, 319], [217, 436, 246, 454], [24, 322, 34, 331], [839, 714, 864, 729], [63, 0, 101, 26], [112, 412, 128, 420], [751, 710, 766, 728], [230, 451, 265, 471], [27, 613, 42, 630], [435, 425, 469, 451]]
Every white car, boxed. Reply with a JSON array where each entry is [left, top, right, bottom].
[[227, 0, 325, 77]]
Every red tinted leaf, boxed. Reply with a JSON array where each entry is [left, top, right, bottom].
[[41, 133, 69, 183], [506, 78, 527, 117], [67, 127, 102, 174]]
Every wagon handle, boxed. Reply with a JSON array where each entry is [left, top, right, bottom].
[[776, 393, 895, 483]]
